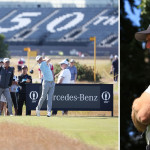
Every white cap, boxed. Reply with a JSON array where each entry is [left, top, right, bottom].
[[3, 58, 10, 63], [70, 59, 75, 63], [59, 59, 69, 65], [36, 55, 42, 61], [115, 55, 118, 59]]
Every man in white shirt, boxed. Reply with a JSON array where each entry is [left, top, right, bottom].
[[132, 26, 150, 132], [52, 60, 71, 116], [57, 60, 71, 84]]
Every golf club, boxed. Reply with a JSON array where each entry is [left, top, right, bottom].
[[30, 63, 38, 74]]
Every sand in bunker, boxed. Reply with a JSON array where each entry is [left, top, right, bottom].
[[0, 122, 99, 150]]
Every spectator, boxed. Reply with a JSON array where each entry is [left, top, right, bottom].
[[0, 58, 14, 116], [110, 54, 114, 62], [55, 58, 69, 78], [38, 58, 54, 83], [57, 60, 71, 84], [18, 65, 32, 115], [68, 59, 77, 84], [0, 94, 7, 116], [10, 68, 18, 115], [17, 58, 25, 72], [52, 60, 71, 116], [35, 56, 55, 117], [0, 60, 7, 116], [111, 55, 118, 82]]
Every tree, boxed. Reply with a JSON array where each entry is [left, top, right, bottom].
[[0, 34, 9, 58]]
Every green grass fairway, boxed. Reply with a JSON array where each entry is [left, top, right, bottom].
[[0, 116, 118, 150]]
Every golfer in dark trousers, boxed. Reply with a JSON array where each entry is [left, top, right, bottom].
[[0, 58, 14, 116], [18, 65, 32, 115], [36, 55, 55, 117]]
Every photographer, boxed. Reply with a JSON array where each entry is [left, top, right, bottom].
[[18, 65, 32, 115]]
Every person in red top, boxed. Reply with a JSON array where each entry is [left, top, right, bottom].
[[38, 58, 54, 83], [17, 58, 25, 72]]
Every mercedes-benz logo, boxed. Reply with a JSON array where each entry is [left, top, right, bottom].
[[101, 91, 111, 101], [29, 91, 38, 100]]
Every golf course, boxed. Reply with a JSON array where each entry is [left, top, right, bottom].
[[0, 57, 118, 150], [0, 116, 118, 150]]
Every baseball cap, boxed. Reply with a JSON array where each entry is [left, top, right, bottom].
[[3, 58, 10, 63], [22, 65, 28, 69], [36, 55, 42, 61], [70, 59, 75, 63], [115, 55, 118, 59], [66, 58, 69, 62], [59, 59, 69, 65]]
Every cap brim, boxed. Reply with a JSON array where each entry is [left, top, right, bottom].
[[60, 62, 68, 65], [135, 30, 150, 42]]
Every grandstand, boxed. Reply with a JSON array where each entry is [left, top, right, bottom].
[[0, 0, 118, 56]]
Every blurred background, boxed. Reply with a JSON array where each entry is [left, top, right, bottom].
[[121, 0, 150, 149]]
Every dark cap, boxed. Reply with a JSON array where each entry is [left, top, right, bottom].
[[22, 65, 28, 69], [135, 25, 150, 42]]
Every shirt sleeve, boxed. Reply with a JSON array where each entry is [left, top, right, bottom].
[[145, 86, 150, 94], [28, 75, 32, 83], [75, 67, 77, 74], [18, 76, 24, 86], [51, 64, 54, 71], [60, 70, 66, 78]]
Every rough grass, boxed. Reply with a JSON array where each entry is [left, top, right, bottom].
[[0, 116, 118, 150], [0, 122, 99, 150]]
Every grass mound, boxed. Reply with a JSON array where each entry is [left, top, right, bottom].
[[0, 122, 99, 150]]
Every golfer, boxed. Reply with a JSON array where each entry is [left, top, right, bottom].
[[36, 56, 55, 117], [132, 25, 150, 132]]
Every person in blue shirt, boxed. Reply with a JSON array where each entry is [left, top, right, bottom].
[[68, 59, 77, 84], [36, 56, 55, 117]]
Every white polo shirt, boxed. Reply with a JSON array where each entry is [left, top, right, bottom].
[[145, 86, 150, 94], [58, 69, 71, 84]]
